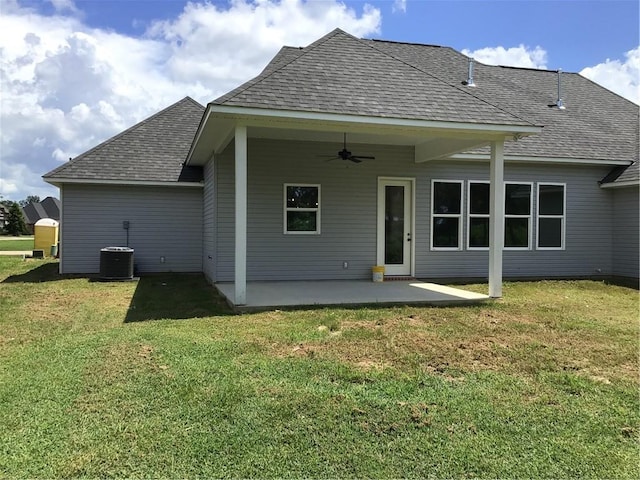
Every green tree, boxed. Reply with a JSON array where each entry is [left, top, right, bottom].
[[19, 195, 41, 208], [5, 202, 28, 236]]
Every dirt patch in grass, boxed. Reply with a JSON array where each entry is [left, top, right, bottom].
[[263, 301, 638, 383], [1, 280, 135, 350]]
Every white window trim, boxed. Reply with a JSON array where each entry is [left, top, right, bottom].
[[536, 182, 566, 250], [430, 179, 463, 251], [504, 181, 533, 250], [283, 183, 321, 235], [467, 180, 490, 250]]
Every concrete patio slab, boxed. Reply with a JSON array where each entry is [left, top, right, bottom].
[[215, 280, 490, 312]]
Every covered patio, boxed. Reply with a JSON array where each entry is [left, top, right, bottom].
[[186, 30, 543, 307], [215, 280, 489, 312]]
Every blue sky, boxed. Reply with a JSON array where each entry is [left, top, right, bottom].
[[40, 0, 640, 72], [1, 0, 638, 201]]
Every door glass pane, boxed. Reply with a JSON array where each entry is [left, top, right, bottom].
[[385, 186, 404, 264]]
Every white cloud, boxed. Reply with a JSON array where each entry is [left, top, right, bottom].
[[0, 0, 381, 201], [462, 45, 548, 69], [580, 47, 640, 105], [49, 0, 79, 14], [392, 0, 407, 14]]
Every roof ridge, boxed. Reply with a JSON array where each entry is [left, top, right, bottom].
[[212, 28, 349, 105], [367, 38, 444, 49], [359, 38, 538, 127], [44, 97, 204, 178]]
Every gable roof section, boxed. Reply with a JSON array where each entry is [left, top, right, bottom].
[[21, 202, 47, 225], [213, 29, 536, 128], [366, 39, 639, 164], [44, 97, 205, 185], [20, 196, 61, 224], [41, 196, 61, 219]]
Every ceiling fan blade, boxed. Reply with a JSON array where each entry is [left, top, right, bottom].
[[349, 157, 362, 163], [352, 155, 375, 160]]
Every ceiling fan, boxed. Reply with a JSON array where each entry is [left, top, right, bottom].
[[325, 133, 375, 163]]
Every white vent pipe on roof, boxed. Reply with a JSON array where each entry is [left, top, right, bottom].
[[466, 58, 476, 87], [556, 68, 566, 110]]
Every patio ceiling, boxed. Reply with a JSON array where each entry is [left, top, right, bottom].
[[186, 105, 541, 166]]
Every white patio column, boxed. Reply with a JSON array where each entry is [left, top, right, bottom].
[[235, 125, 247, 305], [489, 139, 505, 298]]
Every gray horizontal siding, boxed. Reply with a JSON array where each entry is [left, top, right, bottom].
[[61, 184, 203, 274], [216, 139, 399, 281], [203, 160, 217, 282], [420, 162, 614, 279], [216, 138, 615, 281], [612, 187, 639, 280]]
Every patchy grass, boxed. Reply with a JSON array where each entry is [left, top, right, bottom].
[[0, 257, 638, 478], [0, 237, 34, 251]]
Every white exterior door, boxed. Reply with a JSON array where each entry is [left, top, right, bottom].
[[377, 178, 414, 276]]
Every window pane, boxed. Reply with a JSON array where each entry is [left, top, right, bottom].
[[287, 211, 317, 232], [505, 217, 529, 247], [505, 184, 531, 215], [539, 184, 564, 215], [286, 186, 318, 208], [469, 183, 490, 214], [433, 182, 461, 214], [433, 217, 459, 248], [469, 217, 489, 248], [538, 218, 562, 247]]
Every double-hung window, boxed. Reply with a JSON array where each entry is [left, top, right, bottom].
[[431, 180, 463, 250], [537, 183, 565, 249], [467, 181, 490, 249], [284, 184, 320, 234], [504, 183, 532, 249]]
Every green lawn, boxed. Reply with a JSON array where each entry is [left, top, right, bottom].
[[0, 257, 638, 478], [0, 237, 34, 251]]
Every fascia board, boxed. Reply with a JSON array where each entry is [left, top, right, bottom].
[[208, 105, 542, 135], [43, 178, 204, 188], [450, 153, 632, 166], [599, 180, 640, 189]]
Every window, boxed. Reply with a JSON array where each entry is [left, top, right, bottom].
[[504, 183, 532, 249], [431, 180, 462, 249], [537, 183, 565, 249], [284, 184, 320, 234], [467, 181, 490, 249]]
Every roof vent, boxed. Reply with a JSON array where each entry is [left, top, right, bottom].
[[555, 69, 566, 110], [464, 58, 476, 87]]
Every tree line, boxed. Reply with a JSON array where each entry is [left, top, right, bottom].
[[0, 195, 40, 236]]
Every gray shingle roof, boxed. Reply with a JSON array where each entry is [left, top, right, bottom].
[[215, 29, 638, 170], [214, 29, 536, 127], [347, 32, 634, 182], [369, 38, 639, 163], [44, 97, 204, 183]]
